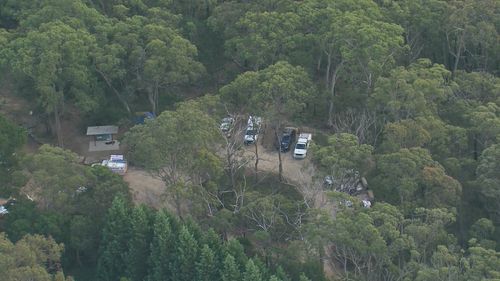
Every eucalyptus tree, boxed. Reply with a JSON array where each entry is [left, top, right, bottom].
[[123, 100, 222, 216], [95, 14, 203, 115], [220, 61, 315, 181], [299, 0, 404, 126], [6, 21, 98, 147]]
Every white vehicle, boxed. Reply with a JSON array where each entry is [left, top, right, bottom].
[[293, 133, 312, 159], [220, 116, 235, 137], [244, 116, 262, 145], [93, 155, 128, 175], [0, 206, 8, 215]]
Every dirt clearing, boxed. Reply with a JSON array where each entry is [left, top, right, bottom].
[[123, 167, 168, 209]]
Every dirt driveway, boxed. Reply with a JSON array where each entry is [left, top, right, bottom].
[[242, 141, 334, 209], [243, 142, 315, 185]]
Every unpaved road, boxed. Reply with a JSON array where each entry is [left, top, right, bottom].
[[242, 142, 315, 185]]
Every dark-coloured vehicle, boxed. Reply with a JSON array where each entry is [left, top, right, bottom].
[[279, 127, 297, 152]]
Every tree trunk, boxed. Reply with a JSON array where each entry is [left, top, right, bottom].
[[317, 55, 322, 74], [76, 249, 82, 267], [328, 62, 343, 127], [254, 140, 259, 181], [325, 52, 332, 87], [452, 38, 464, 77], [148, 91, 155, 115], [95, 67, 132, 115], [148, 81, 159, 115], [154, 86, 159, 116], [54, 106, 63, 148], [275, 127, 284, 182], [227, 150, 237, 193]]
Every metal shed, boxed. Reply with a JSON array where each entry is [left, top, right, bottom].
[[87, 126, 120, 152]]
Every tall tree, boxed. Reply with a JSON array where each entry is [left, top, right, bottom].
[[143, 31, 205, 115], [147, 210, 177, 281], [125, 205, 153, 281], [6, 20, 98, 146], [370, 59, 454, 122], [475, 144, 500, 223], [299, 0, 404, 125], [372, 148, 462, 211], [253, 61, 315, 181], [171, 226, 199, 281], [0, 233, 70, 281], [225, 11, 301, 70], [0, 115, 26, 194], [220, 61, 315, 180], [312, 133, 374, 188], [243, 259, 263, 281], [24, 145, 94, 212], [123, 100, 222, 216], [221, 254, 241, 281], [196, 244, 218, 281], [97, 195, 131, 281]]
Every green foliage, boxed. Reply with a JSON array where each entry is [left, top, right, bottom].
[[196, 244, 218, 281], [97, 195, 132, 281], [123, 99, 222, 217], [172, 226, 199, 281], [147, 210, 177, 281], [1, 1, 500, 281], [372, 148, 461, 211], [226, 11, 301, 70], [312, 133, 374, 176], [4, 18, 99, 145], [243, 259, 263, 281], [475, 144, 500, 222], [220, 60, 315, 119], [221, 254, 241, 281], [469, 218, 496, 249], [0, 233, 70, 281], [371, 59, 453, 121], [125, 205, 153, 281], [0, 114, 26, 195]]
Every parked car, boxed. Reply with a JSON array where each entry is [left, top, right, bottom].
[[278, 127, 297, 152], [220, 116, 235, 137], [293, 133, 312, 159], [244, 116, 262, 145]]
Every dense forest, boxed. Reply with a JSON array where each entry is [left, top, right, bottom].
[[0, 0, 499, 280]]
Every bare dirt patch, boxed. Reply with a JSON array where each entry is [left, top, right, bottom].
[[123, 167, 166, 209]]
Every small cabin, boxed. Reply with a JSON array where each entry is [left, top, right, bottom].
[[86, 125, 120, 152]]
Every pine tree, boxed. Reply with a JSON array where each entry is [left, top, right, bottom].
[[125, 205, 153, 281], [221, 254, 241, 281], [299, 273, 312, 281], [224, 239, 247, 271], [201, 229, 224, 274], [196, 244, 218, 281], [171, 226, 199, 281], [97, 195, 131, 281], [274, 266, 289, 281], [243, 259, 262, 281], [147, 210, 176, 281]]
